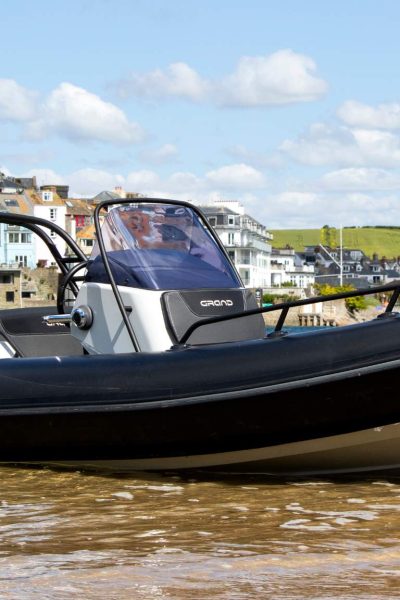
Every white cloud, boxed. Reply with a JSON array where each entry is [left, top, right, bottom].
[[117, 62, 210, 102], [24, 168, 66, 187], [63, 167, 205, 200], [125, 170, 161, 190], [205, 163, 265, 189], [139, 143, 179, 165], [258, 191, 325, 228], [218, 50, 327, 107], [262, 190, 400, 229], [27, 83, 145, 144], [68, 168, 125, 196], [27, 164, 263, 206], [226, 144, 283, 169], [280, 123, 359, 166], [319, 168, 400, 192], [351, 128, 400, 167], [0, 79, 38, 121], [167, 171, 203, 191], [14, 162, 400, 229], [125, 170, 205, 200], [115, 50, 327, 107], [338, 100, 400, 130], [280, 122, 400, 167]]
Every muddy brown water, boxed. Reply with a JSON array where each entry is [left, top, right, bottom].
[[0, 467, 399, 599]]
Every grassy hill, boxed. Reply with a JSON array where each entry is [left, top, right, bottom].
[[270, 227, 400, 258]]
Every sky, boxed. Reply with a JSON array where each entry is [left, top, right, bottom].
[[2, 0, 400, 228]]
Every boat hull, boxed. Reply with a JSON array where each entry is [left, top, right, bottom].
[[45, 423, 400, 476], [0, 317, 400, 475]]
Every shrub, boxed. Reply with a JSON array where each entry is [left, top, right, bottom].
[[315, 283, 367, 313], [262, 293, 301, 305], [262, 293, 275, 304]]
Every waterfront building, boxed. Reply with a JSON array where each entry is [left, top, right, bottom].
[[0, 265, 22, 308], [76, 224, 96, 256], [303, 245, 400, 288], [200, 201, 273, 288], [65, 198, 94, 237], [32, 186, 67, 267], [0, 176, 68, 268], [271, 246, 315, 289], [0, 177, 36, 268]]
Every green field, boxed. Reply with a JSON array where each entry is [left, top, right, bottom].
[[270, 227, 400, 258]]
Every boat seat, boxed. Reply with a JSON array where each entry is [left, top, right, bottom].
[[0, 306, 84, 357], [162, 289, 265, 345]]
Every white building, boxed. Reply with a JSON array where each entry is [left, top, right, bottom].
[[0, 176, 69, 268], [200, 201, 273, 288], [271, 247, 315, 289], [31, 187, 67, 267]]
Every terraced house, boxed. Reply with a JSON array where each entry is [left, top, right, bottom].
[[0, 175, 67, 268]]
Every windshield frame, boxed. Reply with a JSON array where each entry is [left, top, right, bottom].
[[93, 197, 243, 351]]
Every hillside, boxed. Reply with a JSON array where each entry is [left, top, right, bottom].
[[270, 227, 400, 258]]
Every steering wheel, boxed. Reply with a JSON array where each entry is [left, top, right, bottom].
[[57, 261, 88, 314]]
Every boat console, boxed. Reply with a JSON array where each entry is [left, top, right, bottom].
[[70, 200, 265, 354]]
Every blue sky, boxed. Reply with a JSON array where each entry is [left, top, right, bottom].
[[2, 0, 400, 228]]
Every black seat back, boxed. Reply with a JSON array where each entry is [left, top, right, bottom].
[[162, 289, 265, 345]]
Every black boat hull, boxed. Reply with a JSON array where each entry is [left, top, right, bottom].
[[0, 316, 400, 474]]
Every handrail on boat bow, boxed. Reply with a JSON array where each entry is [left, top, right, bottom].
[[177, 282, 400, 345]]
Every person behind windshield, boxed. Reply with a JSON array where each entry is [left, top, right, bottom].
[[119, 206, 190, 251]]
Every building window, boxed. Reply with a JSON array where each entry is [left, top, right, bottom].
[[228, 233, 235, 245], [8, 232, 31, 244], [228, 216, 235, 226], [228, 250, 235, 262], [208, 217, 216, 227], [15, 255, 27, 267], [49, 208, 57, 221], [6, 291, 14, 303], [42, 191, 53, 202], [0, 275, 13, 284], [241, 270, 250, 285]]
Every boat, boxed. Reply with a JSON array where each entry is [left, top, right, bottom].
[[0, 197, 400, 477]]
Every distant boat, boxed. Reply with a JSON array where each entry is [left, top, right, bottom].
[[0, 198, 399, 476]]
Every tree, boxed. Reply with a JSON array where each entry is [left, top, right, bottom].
[[320, 225, 337, 249], [315, 283, 367, 313]]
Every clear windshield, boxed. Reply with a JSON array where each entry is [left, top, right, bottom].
[[86, 203, 242, 290]]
